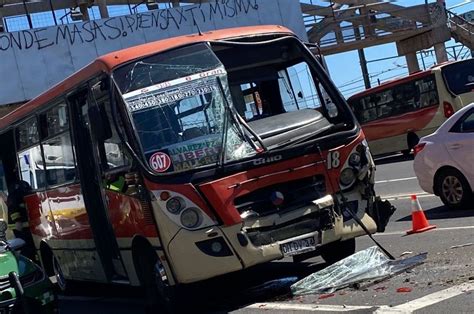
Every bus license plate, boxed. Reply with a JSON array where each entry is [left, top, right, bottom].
[[281, 236, 316, 256]]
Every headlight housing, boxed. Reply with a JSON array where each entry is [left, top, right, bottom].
[[166, 197, 185, 214], [180, 208, 202, 229], [340, 168, 356, 186], [349, 152, 361, 166]]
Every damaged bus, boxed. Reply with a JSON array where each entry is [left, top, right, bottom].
[[0, 25, 393, 308]]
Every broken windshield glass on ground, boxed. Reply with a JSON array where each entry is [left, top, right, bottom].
[[290, 246, 427, 295]]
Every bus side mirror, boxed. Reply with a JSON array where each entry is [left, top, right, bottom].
[[88, 105, 112, 142]]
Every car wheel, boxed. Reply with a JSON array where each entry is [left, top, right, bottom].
[[436, 168, 471, 209], [320, 238, 356, 265], [53, 255, 67, 291]]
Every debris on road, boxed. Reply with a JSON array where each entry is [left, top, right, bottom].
[[399, 251, 413, 257], [396, 287, 412, 293], [290, 246, 427, 295], [450, 243, 474, 249], [245, 277, 298, 299], [318, 293, 335, 299]]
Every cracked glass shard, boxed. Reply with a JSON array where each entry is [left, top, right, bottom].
[[291, 246, 427, 295]]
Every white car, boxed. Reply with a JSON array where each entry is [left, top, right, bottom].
[[413, 103, 474, 209]]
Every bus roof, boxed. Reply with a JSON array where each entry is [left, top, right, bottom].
[[347, 58, 471, 102], [347, 69, 432, 101], [0, 25, 293, 131]]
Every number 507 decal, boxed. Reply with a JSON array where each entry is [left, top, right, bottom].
[[327, 151, 341, 169]]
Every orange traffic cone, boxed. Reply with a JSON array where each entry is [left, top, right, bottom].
[[406, 195, 436, 235]]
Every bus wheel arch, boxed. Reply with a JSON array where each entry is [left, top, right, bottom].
[[39, 241, 67, 291], [39, 241, 54, 276], [406, 132, 420, 153], [131, 235, 175, 313]]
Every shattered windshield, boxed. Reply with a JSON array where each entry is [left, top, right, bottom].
[[114, 44, 258, 174]]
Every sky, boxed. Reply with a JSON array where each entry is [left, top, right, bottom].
[[2, 0, 473, 99], [319, 0, 474, 98]]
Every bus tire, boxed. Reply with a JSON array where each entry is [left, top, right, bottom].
[[39, 242, 54, 276], [320, 238, 356, 265], [132, 239, 175, 314], [405, 132, 420, 154], [52, 254, 67, 291], [435, 168, 472, 210]]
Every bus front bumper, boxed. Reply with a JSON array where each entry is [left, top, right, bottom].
[[168, 192, 378, 284]]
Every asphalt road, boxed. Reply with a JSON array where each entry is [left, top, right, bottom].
[[58, 154, 474, 314]]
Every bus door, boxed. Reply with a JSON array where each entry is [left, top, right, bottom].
[[67, 86, 125, 282]]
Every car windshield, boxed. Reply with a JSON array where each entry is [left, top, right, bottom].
[[114, 44, 258, 174], [442, 59, 474, 96]]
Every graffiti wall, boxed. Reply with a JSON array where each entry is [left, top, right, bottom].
[[0, 0, 305, 106]]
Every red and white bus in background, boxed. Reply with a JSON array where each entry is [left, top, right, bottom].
[[0, 26, 393, 310], [347, 58, 474, 156]]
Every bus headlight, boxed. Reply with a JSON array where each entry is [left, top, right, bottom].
[[349, 152, 361, 166], [180, 208, 202, 228], [166, 197, 185, 214], [340, 168, 356, 186]]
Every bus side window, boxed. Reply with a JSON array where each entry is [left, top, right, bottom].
[[41, 102, 76, 186], [89, 79, 131, 173], [16, 117, 46, 189]]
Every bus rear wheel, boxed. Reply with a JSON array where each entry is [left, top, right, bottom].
[[320, 239, 356, 265], [133, 245, 175, 314]]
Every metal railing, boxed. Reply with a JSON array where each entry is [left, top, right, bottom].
[[304, 2, 437, 48], [446, 9, 474, 49]]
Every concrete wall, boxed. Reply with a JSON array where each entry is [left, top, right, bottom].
[[0, 0, 306, 106]]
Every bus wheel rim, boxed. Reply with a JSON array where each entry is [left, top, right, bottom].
[[53, 256, 66, 290]]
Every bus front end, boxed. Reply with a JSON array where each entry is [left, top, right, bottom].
[[112, 30, 394, 284]]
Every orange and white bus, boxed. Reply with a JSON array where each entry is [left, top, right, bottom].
[[0, 25, 393, 309], [347, 58, 474, 156]]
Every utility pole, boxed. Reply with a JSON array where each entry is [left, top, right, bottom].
[[354, 25, 371, 89]]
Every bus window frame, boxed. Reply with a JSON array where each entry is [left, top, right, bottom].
[[111, 36, 356, 178], [441, 59, 474, 97], [89, 77, 134, 177], [15, 115, 46, 192], [38, 99, 78, 189], [351, 73, 439, 124]]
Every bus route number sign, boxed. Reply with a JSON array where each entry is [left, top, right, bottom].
[[149, 152, 172, 173]]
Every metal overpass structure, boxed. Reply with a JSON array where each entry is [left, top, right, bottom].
[[0, 0, 473, 111]]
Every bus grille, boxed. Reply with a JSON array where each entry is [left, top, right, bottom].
[[246, 210, 333, 246], [234, 175, 326, 218]]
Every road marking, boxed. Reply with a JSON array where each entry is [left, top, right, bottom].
[[381, 192, 435, 201], [375, 281, 474, 313], [243, 302, 375, 312], [243, 282, 474, 313], [375, 177, 417, 184], [376, 225, 474, 236]]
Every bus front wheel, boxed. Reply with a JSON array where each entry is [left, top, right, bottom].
[[133, 243, 175, 314]]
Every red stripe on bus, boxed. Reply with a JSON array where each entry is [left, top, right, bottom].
[[361, 105, 439, 141]]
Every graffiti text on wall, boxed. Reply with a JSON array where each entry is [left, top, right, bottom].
[[0, 0, 258, 52]]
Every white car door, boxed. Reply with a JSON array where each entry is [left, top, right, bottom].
[[445, 109, 474, 181]]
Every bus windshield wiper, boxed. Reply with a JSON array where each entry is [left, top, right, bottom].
[[215, 77, 267, 158]]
